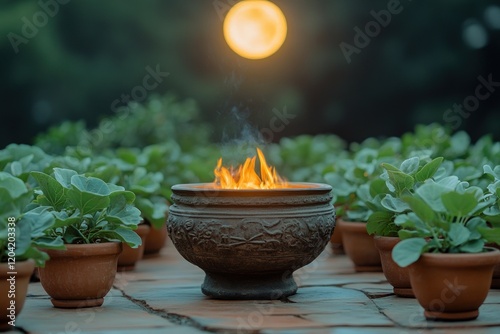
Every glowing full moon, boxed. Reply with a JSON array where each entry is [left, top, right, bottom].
[[223, 1, 287, 59]]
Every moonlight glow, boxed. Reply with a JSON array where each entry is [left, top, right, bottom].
[[223, 1, 287, 59]]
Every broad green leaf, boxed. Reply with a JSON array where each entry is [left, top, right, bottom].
[[21, 247, 50, 267], [454, 166, 483, 182], [478, 227, 500, 245], [53, 168, 78, 188], [392, 238, 427, 267], [398, 229, 423, 239], [400, 157, 419, 175], [415, 182, 448, 212], [20, 207, 55, 238], [135, 196, 168, 228], [366, 211, 396, 236], [459, 239, 485, 253], [67, 188, 110, 216], [66, 175, 111, 215], [10, 161, 23, 176], [415, 157, 444, 182], [467, 217, 487, 239], [108, 186, 135, 203], [447, 223, 471, 246], [100, 228, 142, 247], [128, 168, 162, 195], [356, 183, 372, 202], [369, 178, 389, 198], [0, 172, 29, 199], [14, 217, 32, 257], [324, 173, 356, 197], [381, 162, 399, 173], [437, 176, 460, 189], [382, 164, 414, 196], [107, 194, 142, 226], [381, 194, 410, 213], [0, 188, 32, 221], [403, 195, 436, 224], [441, 191, 477, 217], [71, 175, 111, 195], [483, 165, 500, 180], [487, 180, 500, 196], [31, 172, 66, 210], [50, 211, 82, 230], [32, 236, 65, 250], [63, 225, 86, 244]]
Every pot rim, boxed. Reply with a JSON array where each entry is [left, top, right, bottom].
[[0, 259, 35, 275], [43, 241, 122, 257], [171, 182, 332, 194], [416, 247, 500, 266]]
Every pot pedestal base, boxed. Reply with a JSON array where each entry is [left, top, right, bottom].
[[424, 309, 479, 321], [355, 265, 382, 272], [118, 265, 136, 272], [201, 272, 297, 300], [491, 277, 500, 289], [393, 287, 414, 298], [51, 298, 104, 308]]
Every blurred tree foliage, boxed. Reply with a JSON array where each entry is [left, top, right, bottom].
[[1, 0, 499, 148]]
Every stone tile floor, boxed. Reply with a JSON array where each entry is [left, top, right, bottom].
[[7, 243, 500, 333]]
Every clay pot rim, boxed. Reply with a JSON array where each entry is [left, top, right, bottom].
[[0, 259, 35, 275], [337, 220, 367, 232], [374, 236, 400, 250], [43, 242, 122, 257], [416, 247, 500, 266], [171, 182, 332, 194]]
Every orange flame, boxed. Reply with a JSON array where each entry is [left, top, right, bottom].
[[214, 148, 287, 189]]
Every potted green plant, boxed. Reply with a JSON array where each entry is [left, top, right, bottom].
[[30, 168, 142, 308], [89, 151, 169, 261], [0, 172, 63, 329], [366, 156, 444, 297], [392, 177, 500, 321], [326, 147, 397, 272], [482, 165, 500, 288]]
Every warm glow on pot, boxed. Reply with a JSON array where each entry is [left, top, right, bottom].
[[214, 148, 287, 189], [223, 1, 287, 59]]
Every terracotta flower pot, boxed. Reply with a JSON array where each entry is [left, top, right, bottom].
[[409, 248, 500, 321], [39, 242, 122, 308], [118, 224, 150, 271], [492, 263, 500, 289], [144, 222, 168, 256], [337, 219, 381, 272], [0, 260, 35, 331], [330, 218, 344, 255], [487, 243, 500, 288], [374, 236, 413, 298]]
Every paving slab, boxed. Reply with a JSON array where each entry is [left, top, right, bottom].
[[8, 243, 500, 333]]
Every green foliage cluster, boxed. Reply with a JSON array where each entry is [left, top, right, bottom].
[[3, 88, 500, 268], [30, 168, 142, 247], [0, 172, 59, 266]]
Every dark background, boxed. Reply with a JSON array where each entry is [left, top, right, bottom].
[[1, 0, 499, 148]]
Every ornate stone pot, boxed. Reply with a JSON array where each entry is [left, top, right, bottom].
[[167, 182, 335, 300]]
